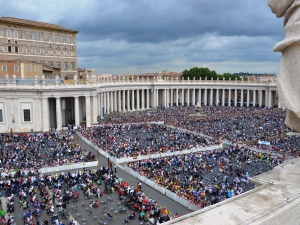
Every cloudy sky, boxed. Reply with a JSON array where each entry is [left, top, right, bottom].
[[1, 0, 284, 75]]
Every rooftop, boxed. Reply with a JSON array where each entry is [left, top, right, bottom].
[[0, 16, 78, 34]]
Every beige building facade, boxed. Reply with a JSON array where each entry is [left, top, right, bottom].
[[0, 17, 78, 79]]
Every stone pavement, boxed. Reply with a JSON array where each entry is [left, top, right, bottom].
[[9, 133, 191, 225], [75, 135, 193, 217]]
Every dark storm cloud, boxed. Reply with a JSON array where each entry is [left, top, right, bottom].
[[0, 0, 284, 74], [68, 0, 283, 43]]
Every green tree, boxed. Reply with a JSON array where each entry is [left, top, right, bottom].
[[181, 67, 247, 81]]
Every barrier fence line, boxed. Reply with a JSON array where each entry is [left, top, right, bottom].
[[0, 161, 98, 178], [77, 131, 223, 164]]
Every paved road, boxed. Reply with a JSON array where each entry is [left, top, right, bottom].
[[10, 135, 192, 225], [76, 135, 193, 217]]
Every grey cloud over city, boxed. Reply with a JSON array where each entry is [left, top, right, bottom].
[[1, 0, 284, 75]]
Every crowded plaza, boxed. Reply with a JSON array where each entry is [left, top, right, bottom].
[[0, 105, 299, 224]]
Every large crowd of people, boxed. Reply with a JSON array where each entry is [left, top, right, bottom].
[[0, 105, 298, 224], [126, 146, 283, 207], [81, 123, 216, 158], [0, 131, 96, 177], [95, 106, 293, 155], [1, 165, 171, 225]]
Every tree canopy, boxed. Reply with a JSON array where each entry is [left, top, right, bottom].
[[181, 67, 246, 81]]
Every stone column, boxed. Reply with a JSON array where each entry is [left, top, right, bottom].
[[164, 89, 167, 107], [198, 88, 202, 105], [204, 88, 207, 106], [247, 90, 250, 107], [228, 89, 231, 106], [264, 90, 268, 107], [234, 89, 238, 107], [107, 91, 110, 114], [137, 89, 140, 110], [142, 89, 145, 109], [132, 89, 135, 110], [181, 89, 184, 105], [92, 95, 97, 124], [253, 90, 256, 107], [222, 89, 225, 106], [146, 89, 150, 109], [100, 93, 104, 119], [118, 90, 121, 111], [216, 89, 219, 106], [85, 95, 91, 127], [268, 90, 272, 108], [56, 97, 62, 130], [259, 90, 263, 107], [113, 91, 117, 112], [42, 97, 49, 131], [74, 96, 80, 127], [122, 90, 126, 111], [209, 89, 213, 106], [176, 89, 179, 106], [170, 89, 173, 106], [192, 88, 195, 105], [127, 90, 130, 111], [103, 92, 107, 114], [187, 88, 190, 106], [240, 90, 244, 107]]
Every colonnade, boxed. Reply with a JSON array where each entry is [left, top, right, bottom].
[[39, 86, 279, 131], [97, 87, 278, 117]]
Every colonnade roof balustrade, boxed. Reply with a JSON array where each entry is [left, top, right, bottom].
[[0, 75, 277, 90]]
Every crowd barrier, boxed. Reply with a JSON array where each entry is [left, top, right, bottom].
[[0, 160, 98, 178], [92, 121, 165, 127], [78, 131, 223, 164]]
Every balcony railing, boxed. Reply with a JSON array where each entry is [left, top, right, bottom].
[[0, 75, 277, 89]]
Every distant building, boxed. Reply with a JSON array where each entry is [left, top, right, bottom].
[[0, 16, 78, 79]]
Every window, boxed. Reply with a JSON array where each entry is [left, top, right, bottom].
[[22, 46, 27, 53], [25, 65, 27, 72], [8, 46, 11, 52], [70, 51, 75, 56], [0, 29, 3, 37], [0, 45, 3, 52], [63, 36, 68, 43], [30, 65, 32, 72], [2, 65, 7, 72], [63, 50, 67, 56], [56, 35, 60, 42], [57, 50, 60, 55], [23, 109, 31, 122], [40, 47, 45, 54], [31, 32, 36, 40], [13, 30, 18, 38], [34, 65, 37, 72], [70, 37, 74, 44], [0, 109, 3, 122], [48, 35, 52, 42], [57, 62, 61, 68], [48, 49, 53, 55], [6, 30, 11, 37], [71, 62, 75, 70], [14, 65, 19, 71], [64, 62, 68, 70], [40, 33, 44, 41], [14, 46, 18, 53], [49, 61, 53, 66], [30, 47, 36, 54], [22, 31, 26, 39]]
